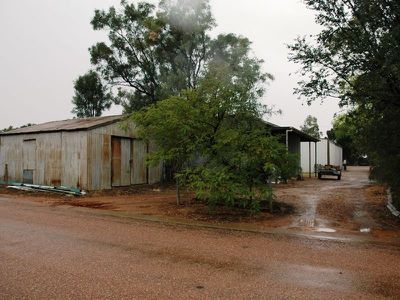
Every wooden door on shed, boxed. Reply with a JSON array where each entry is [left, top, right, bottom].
[[111, 137, 131, 187], [22, 139, 36, 184]]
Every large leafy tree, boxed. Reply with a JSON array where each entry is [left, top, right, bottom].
[[90, 0, 214, 112], [300, 115, 321, 138], [71, 70, 112, 118], [133, 35, 295, 211], [289, 0, 400, 208], [327, 113, 366, 165]]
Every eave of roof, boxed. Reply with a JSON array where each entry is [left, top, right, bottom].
[[269, 126, 320, 142]]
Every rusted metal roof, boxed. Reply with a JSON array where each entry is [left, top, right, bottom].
[[0, 115, 123, 136]]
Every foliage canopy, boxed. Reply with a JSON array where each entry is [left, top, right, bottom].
[[300, 115, 322, 139], [132, 20, 295, 210], [88, 0, 299, 211], [71, 70, 112, 118], [289, 0, 400, 207], [90, 0, 215, 112]]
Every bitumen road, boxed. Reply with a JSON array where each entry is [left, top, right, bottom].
[[1, 196, 400, 299]]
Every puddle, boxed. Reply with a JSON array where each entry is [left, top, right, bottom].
[[360, 228, 371, 233], [196, 285, 204, 289], [316, 227, 336, 233]]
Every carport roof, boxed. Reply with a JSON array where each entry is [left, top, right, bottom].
[[0, 115, 123, 136], [265, 121, 320, 143]]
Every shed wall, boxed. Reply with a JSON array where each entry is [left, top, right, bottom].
[[61, 131, 88, 189], [300, 142, 316, 174], [0, 133, 63, 186], [301, 139, 343, 173], [87, 122, 162, 190]]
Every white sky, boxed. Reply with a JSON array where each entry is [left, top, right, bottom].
[[0, 0, 343, 134]]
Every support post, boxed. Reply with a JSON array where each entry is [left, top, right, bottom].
[[327, 139, 330, 165], [308, 142, 311, 178], [314, 142, 317, 177]]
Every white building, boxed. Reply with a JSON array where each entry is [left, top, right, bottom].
[[301, 139, 343, 176]]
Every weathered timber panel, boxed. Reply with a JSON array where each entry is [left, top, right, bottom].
[[131, 139, 147, 184], [61, 131, 87, 189], [148, 140, 162, 184]]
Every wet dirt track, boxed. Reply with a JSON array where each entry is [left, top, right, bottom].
[[281, 167, 400, 240], [1, 191, 400, 299]]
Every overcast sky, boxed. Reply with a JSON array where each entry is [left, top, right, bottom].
[[0, 0, 342, 133]]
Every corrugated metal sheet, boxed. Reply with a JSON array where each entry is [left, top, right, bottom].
[[88, 122, 134, 190], [301, 139, 343, 173], [148, 140, 163, 184], [0, 133, 62, 185], [120, 138, 131, 186], [61, 131, 87, 189], [111, 137, 122, 186], [131, 139, 148, 184], [0, 115, 122, 135], [35, 133, 62, 186]]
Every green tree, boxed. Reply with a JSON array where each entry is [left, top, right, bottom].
[[133, 38, 295, 211], [288, 0, 400, 208], [327, 113, 365, 165], [1, 126, 14, 132], [71, 70, 112, 118], [89, 0, 214, 112], [1, 123, 36, 133], [300, 115, 322, 138]]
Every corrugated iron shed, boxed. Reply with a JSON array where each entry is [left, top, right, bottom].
[[0, 116, 162, 190]]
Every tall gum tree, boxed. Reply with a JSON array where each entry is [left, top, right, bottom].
[[89, 0, 215, 112]]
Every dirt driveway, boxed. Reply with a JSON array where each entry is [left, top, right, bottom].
[[1, 167, 400, 298], [1, 166, 399, 243], [278, 166, 400, 239], [1, 190, 400, 299]]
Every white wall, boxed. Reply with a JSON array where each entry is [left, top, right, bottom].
[[301, 139, 343, 173]]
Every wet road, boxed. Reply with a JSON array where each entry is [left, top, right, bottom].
[[1, 196, 400, 299]]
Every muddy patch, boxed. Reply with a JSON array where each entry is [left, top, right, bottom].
[[153, 199, 295, 224], [316, 193, 356, 223], [50, 199, 117, 210], [364, 185, 400, 228]]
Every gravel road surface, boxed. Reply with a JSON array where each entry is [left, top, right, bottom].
[[1, 196, 400, 299]]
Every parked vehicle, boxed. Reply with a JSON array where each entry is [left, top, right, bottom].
[[317, 164, 342, 180]]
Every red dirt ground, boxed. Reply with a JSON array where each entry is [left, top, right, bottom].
[[1, 166, 399, 239]]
